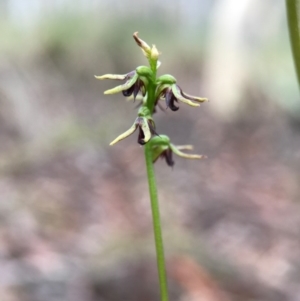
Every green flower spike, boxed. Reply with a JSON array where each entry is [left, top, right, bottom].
[[150, 135, 206, 167], [156, 75, 208, 111], [97, 32, 209, 301], [95, 66, 152, 101], [110, 117, 157, 146]]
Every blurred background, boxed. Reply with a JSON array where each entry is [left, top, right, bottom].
[[1, 0, 300, 300]]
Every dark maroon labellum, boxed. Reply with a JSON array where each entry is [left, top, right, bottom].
[[165, 88, 179, 111], [164, 148, 174, 166], [138, 127, 146, 145], [122, 85, 135, 97]]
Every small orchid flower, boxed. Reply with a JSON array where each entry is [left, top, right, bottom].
[[156, 75, 208, 111], [110, 116, 157, 146], [154, 146, 175, 166], [95, 66, 153, 101], [154, 144, 205, 167], [150, 135, 206, 167]]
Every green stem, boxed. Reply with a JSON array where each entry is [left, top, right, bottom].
[[286, 0, 300, 90], [147, 60, 157, 114], [147, 80, 157, 114], [144, 143, 169, 301]]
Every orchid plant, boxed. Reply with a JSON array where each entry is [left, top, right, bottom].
[[96, 32, 208, 301]]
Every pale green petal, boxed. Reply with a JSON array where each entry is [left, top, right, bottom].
[[171, 85, 200, 107], [109, 122, 138, 145], [180, 90, 208, 103], [104, 85, 126, 94], [104, 74, 138, 95], [94, 74, 127, 80], [141, 118, 151, 143], [176, 145, 194, 151], [170, 144, 205, 159], [189, 96, 208, 103]]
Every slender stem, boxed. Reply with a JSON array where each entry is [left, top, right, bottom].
[[144, 143, 169, 301], [286, 0, 300, 90], [147, 60, 157, 114], [147, 80, 157, 114], [144, 55, 169, 301]]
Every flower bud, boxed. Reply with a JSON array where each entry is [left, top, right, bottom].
[[133, 32, 151, 58], [150, 45, 159, 61]]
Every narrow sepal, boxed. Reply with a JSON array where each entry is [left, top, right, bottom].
[[170, 144, 205, 159], [109, 122, 138, 145], [95, 74, 127, 80], [104, 74, 138, 95], [171, 85, 200, 107], [176, 145, 194, 151], [180, 89, 208, 103]]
